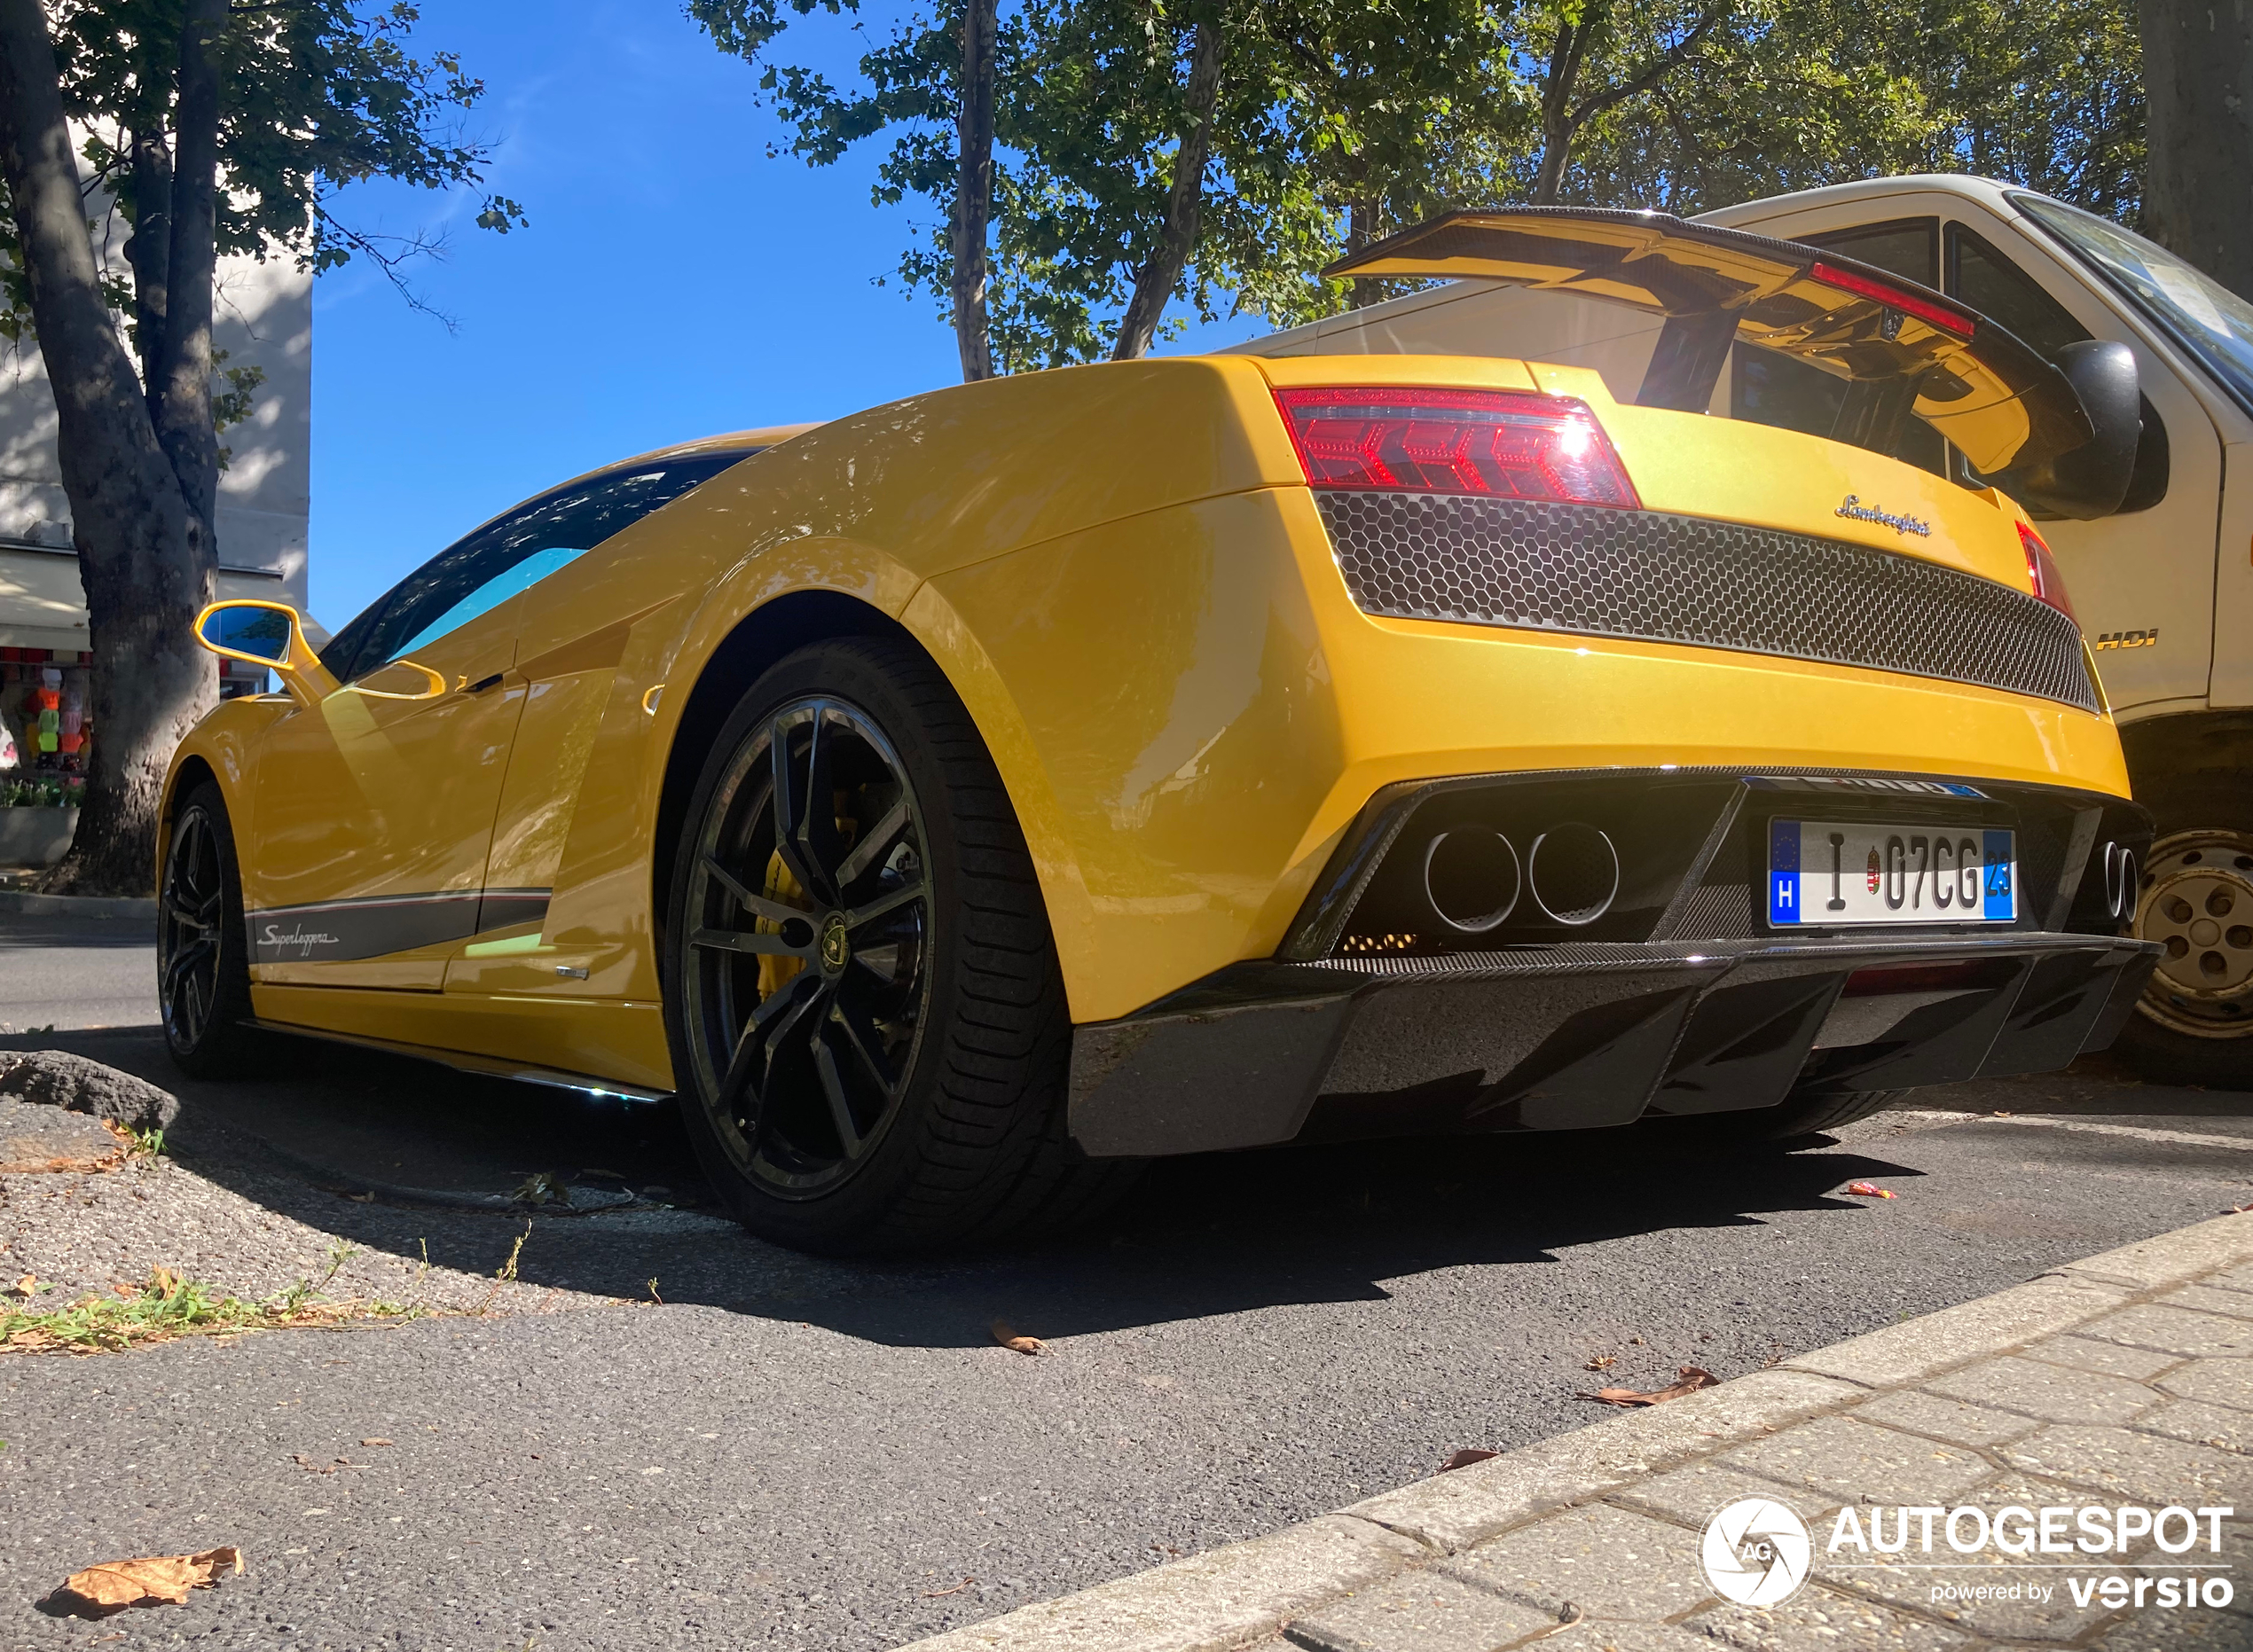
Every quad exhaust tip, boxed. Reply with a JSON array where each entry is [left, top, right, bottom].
[[2103, 840, 2139, 921], [1422, 821, 1619, 933], [1423, 827, 1520, 933]]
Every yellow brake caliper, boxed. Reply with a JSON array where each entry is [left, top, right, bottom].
[[753, 792, 858, 1001]]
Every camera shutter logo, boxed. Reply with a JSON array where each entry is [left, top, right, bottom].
[[1702, 1498, 1812, 1606]]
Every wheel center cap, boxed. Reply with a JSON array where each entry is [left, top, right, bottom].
[[2193, 918, 2224, 947], [820, 914, 851, 973]]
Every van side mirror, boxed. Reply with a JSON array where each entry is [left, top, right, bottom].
[[193, 599, 339, 707], [1998, 340, 2140, 520]]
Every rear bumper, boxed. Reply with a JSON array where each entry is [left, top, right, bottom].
[[1067, 929, 2158, 1157]]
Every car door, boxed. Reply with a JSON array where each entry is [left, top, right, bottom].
[[239, 460, 738, 992], [240, 519, 544, 990]]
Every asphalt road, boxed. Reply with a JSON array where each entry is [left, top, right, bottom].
[[4, 916, 2253, 1650]]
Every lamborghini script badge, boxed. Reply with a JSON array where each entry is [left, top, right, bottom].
[[1835, 494, 1932, 536]]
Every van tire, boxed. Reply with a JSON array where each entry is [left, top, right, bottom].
[[2115, 771, 2253, 1090]]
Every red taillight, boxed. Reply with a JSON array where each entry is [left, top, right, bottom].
[[2017, 521, 2077, 625], [1809, 259, 1975, 341], [1272, 387, 1639, 507]]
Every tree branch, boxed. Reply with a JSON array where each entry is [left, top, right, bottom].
[[1112, 18, 1222, 360], [951, 0, 997, 380]]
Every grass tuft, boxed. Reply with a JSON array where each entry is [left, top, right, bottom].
[[2, 1249, 423, 1356]]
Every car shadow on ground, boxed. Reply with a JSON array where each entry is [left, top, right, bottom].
[[1, 1022, 1968, 1350]]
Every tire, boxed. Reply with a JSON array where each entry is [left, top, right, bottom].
[[1758, 1087, 1911, 1139], [1656, 1087, 1910, 1148], [2114, 771, 2253, 1089], [661, 637, 1139, 1255], [158, 781, 262, 1077]]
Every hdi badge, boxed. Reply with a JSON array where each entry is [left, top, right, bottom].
[[1702, 1498, 1812, 1606]]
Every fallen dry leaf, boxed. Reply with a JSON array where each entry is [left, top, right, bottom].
[[1843, 1180, 1898, 1200], [922, 1576, 975, 1598], [1578, 1366, 1720, 1408], [1441, 1448, 1500, 1471], [11, 1274, 36, 1296], [44, 1546, 242, 1618], [359, 1437, 394, 1448], [989, 1319, 1045, 1356], [1583, 1355, 1615, 1371]]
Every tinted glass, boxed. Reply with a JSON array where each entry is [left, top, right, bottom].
[[320, 449, 755, 680], [1812, 218, 1936, 287], [1948, 224, 2090, 360]]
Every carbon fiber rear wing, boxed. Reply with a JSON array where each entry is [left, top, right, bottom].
[[1323, 207, 2092, 477]]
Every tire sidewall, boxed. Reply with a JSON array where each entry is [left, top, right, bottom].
[[2117, 770, 2253, 1087], [161, 782, 255, 1073], [661, 641, 1024, 1250]]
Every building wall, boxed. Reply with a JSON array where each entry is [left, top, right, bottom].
[[0, 211, 313, 654]]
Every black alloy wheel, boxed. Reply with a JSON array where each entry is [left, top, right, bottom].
[[158, 783, 258, 1075], [678, 693, 933, 1198], [664, 638, 1139, 1253]]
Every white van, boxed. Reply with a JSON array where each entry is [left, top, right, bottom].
[[1234, 176, 2253, 1084]]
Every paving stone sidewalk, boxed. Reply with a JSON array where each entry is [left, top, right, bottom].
[[907, 1214, 2253, 1652]]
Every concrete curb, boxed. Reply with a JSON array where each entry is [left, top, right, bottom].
[[0, 889, 155, 920], [900, 1211, 2253, 1652]]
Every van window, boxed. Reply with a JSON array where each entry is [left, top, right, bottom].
[[1731, 217, 1945, 476], [2014, 190, 2253, 422], [1947, 224, 2090, 360]]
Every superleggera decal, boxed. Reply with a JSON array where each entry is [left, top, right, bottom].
[[245, 888, 550, 965]]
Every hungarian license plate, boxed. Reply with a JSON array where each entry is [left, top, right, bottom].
[[1768, 819, 2016, 926]]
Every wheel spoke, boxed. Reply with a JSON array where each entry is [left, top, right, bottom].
[[691, 925, 814, 959], [700, 854, 806, 928], [845, 880, 927, 932], [812, 1030, 864, 1158], [795, 706, 845, 903], [162, 936, 213, 1000], [767, 716, 826, 903], [165, 898, 206, 931], [831, 798, 908, 894], [832, 992, 899, 1096]]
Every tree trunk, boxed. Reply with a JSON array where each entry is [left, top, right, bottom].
[[1532, 13, 1594, 206], [150, 0, 224, 543], [2139, 0, 2253, 295], [1113, 20, 1223, 360], [952, 0, 998, 381], [0, 0, 216, 896], [123, 127, 171, 383], [1345, 195, 1380, 309]]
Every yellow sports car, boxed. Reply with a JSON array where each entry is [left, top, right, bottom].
[[170, 208, 2159, 1252]]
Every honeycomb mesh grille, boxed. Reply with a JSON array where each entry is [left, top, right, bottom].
[[1317, 493, 2100, 713]]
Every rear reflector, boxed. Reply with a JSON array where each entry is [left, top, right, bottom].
[[1273, 387, 1639, 506], [1809, 260, 1976, 341], [2016, 521, 2077, 626]]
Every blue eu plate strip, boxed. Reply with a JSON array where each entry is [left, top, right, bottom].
[[1983, 827, 2015, 920], [1770, 817, 1800, 925]]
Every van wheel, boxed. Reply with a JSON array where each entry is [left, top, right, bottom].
[[158, 782, 262, 1077], [662, 638, 1139, 1255], [2116, 774, 2253, 1089]]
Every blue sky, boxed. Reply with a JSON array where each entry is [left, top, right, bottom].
[[309, 0, 1267, 629]]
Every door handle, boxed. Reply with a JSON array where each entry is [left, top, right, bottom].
[[461, 671, 506, 695]]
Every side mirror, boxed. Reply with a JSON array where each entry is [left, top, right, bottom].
[[1999, 340, 2140, 520], [193, 599, 338, 706]]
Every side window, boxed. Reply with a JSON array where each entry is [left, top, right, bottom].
[[1938, 223, 2167, 506], [1947, 223, 2090, 360], [319, 450, 752, 681], [1732, 217, 1945, 475]]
